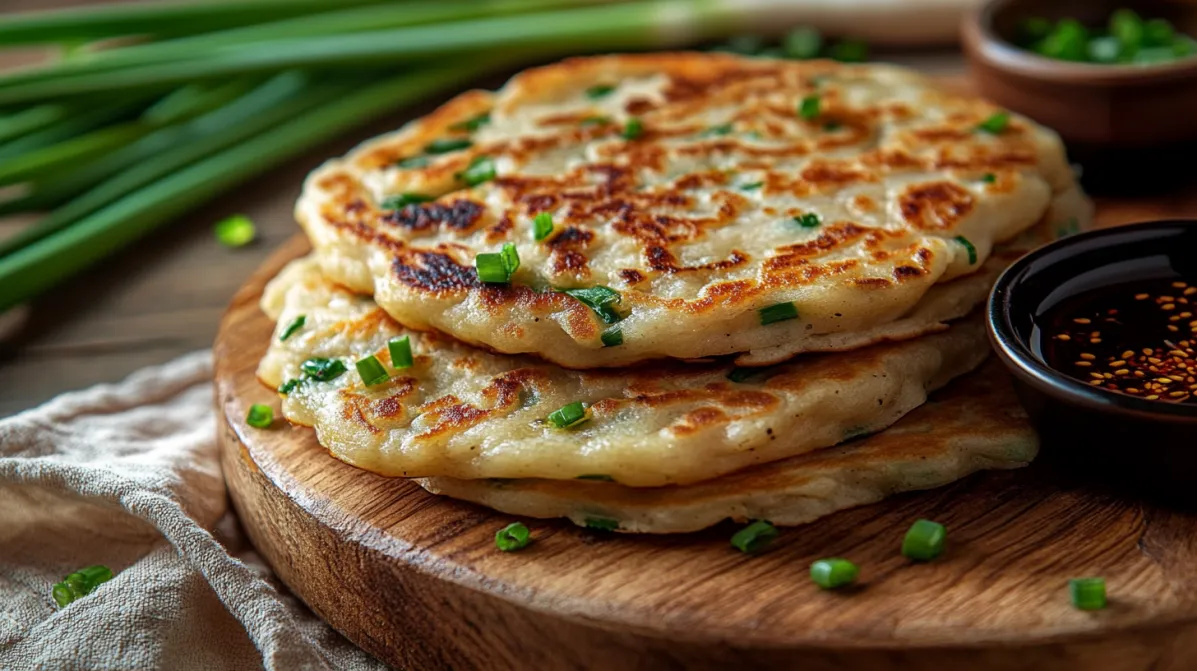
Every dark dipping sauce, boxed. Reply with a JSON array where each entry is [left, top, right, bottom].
[[1036, 277, 1197, 404]]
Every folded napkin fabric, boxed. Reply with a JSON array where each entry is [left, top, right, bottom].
[[0, 352, 382, 671]]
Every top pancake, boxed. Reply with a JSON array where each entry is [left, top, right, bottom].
[[298, 53, 1077, 368]]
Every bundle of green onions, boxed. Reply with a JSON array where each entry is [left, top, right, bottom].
[[0, 0, 864, 313]]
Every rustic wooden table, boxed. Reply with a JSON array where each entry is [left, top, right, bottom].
[[0, 0, 974, 417]]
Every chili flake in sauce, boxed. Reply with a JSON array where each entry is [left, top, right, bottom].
[[1041, 278, 1197, 404]]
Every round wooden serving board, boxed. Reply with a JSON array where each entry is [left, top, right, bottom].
[[216, 230, 1197, 671]]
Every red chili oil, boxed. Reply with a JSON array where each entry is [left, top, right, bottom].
[[1036, 277, 1197, 404]]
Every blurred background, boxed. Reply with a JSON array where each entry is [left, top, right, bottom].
[[0, 0, 1021, 414]]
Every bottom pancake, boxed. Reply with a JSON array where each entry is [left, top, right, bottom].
[[417, 362, 1036, 533]]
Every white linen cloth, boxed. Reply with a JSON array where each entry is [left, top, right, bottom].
[[0, 352, 383, 671]]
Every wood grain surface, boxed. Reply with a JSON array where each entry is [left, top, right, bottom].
[[217, 235, 1197, 671]]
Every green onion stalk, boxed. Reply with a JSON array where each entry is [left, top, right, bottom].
[[0, 62, 488, 313]]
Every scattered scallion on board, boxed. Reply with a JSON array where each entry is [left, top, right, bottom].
[[810, 558, 859, 590], [532, 212, 553, 241], [731, 520, 779, 554], [955, 235, 978, 265], [1070, 577, 1107, 610], [388, 336, 413, 369], [214, 214, 255, 247], [246, 403, 274, 428], [758, 302, 798, 325], [901, 519, 946, 561], [52, 565, 114, 608], [548, 401, 588, 429], [355, 355, 390, 387], [279, 314, 305, 341], [495, 522, 532, 552]]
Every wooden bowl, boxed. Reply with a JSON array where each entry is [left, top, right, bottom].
[[962, 0, 1197, 148]]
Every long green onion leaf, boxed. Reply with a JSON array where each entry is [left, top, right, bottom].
[[0, 64, 487, 313]]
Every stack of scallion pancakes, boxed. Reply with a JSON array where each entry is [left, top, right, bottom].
[[258, 53, 1092, 534]]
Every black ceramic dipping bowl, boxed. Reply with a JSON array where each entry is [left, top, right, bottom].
[[989, 220, 1197, 503]]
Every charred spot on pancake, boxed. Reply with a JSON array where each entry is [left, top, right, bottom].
[[382, 199, 485, 233], [547, 226, 595, 276], [899, 181, 975, 231], [619, 269, 646, 285], [893, 265, 924, 280], [392, 251, 480, 294]]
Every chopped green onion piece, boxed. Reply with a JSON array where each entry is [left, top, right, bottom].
[[1070, 577, 1107, 610], [759, 302, 799, 325], [214, 214, 255, 247], [548, 401, 588, 429], [1173, 36, 1196, 58], [458, 155, 495, 187], [561, 285, 622, 324], [585, 517, 619, 532], [1144, 18, 1175, 47], [533, 212, 553, 241], [388, 336, 413, 369], [600, 327, 623, 347], [355, 355, 390, 387], [396, 155, 430, 169], [731, 520, 779, 553], [980, 173, 997, 184], [955, 235, 978, 265], [810, 558, 859, 589], [901, 519, 946, 561], [977, 111, 1010, 135], [794, 213, 820, 228], [1087, 36, 1122, 64], [621, 117, 643, 140], [246, 403, 273, 429], [278, 379, 301, 396], [279, 315, 306, 342], [476, 253, 510, 283], [495, 522, 531, 552], [828, 39, 869, 62], [740, 181, 763, 191], [783, 27, 823, 59], [381, 193, 432, 210], [1111, 9, 1145, 51], [1020, 17, 1053, 43], [1036, 19, 1088, 61], [579, 116, 610, 126], [451, 112, 490, 132], [823, 121, 842, 132], [424, 137, 471, 154], [726, 365, 781, 384], [300, 357, 347, 382], [52, 565, 114, 608], [703, 123, 734, 137], [585, 84, 615, 99], [718, 34, 767, 55], [577, 474, 614, 481], [500, 242, 520, 275], [799, 95, 821, 120]]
